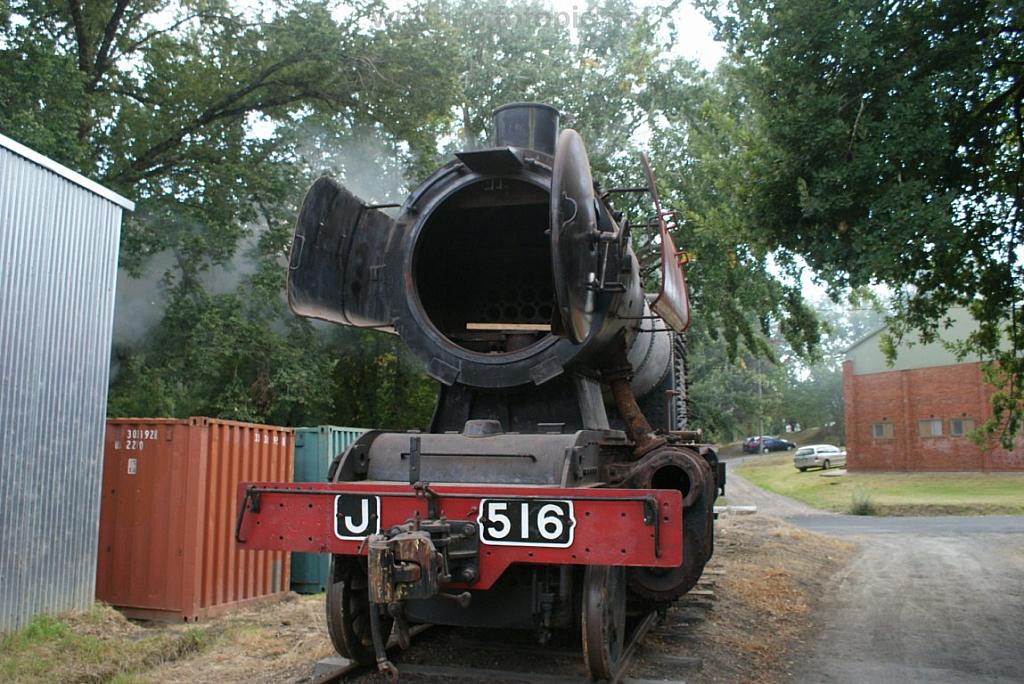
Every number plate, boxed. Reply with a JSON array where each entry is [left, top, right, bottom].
[[478, 498, 576, 547], [334, 494, 381, 540]]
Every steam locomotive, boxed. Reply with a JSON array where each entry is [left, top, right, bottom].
[[235, 103, 723, 680]]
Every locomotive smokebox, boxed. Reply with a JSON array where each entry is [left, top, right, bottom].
[[492, 102, 559, 155], [286, 102, 692, 430]]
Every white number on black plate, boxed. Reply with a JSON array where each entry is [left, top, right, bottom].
[[478, 498, 575, 547]]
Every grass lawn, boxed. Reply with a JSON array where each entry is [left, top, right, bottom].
[[735, 454, 1024, 515]]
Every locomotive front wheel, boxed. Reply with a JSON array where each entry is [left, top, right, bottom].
[[581, 565, 627, 681], [325, 556, 393, 665]]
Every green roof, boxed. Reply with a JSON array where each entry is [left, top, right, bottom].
[[844, 307, 989, 375]]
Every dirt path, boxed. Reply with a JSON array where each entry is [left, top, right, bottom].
[[790, 516, 1024, 684], [724, 458, 1024, 683]]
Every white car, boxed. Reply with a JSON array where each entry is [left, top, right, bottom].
[[793, 444, 846, 471]]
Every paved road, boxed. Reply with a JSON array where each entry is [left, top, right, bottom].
[[724, 461, 1024, 684]]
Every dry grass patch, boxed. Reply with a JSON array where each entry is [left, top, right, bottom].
[[727, 566, 809, 621], [0, 605, 212, 684], [0, 594, 336, 684], [141, 593, 333, 684], [649, 513, 853, 684]]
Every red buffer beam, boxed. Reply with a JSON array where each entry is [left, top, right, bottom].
[[235, 482, 683, 590]]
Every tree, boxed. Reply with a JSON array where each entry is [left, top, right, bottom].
[[330, 330, 437, 430], [687, 320, 789, 442], [2, 0, 458, 426], [2, 0, 457, 276], [433, 0, 574, 151], [645, 59, 825, 364], [3, 0, 830, 429], [698, 0, 1024, 446], [431, 0, 665, 178], [780, 367, 843, 437]]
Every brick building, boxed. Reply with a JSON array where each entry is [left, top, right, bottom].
[[843, 309, 1023, 471]]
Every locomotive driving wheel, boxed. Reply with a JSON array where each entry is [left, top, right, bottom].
[[325, 556, 393, 665], [581, 565, 628, 681]]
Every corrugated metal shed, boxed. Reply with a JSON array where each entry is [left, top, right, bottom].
[[291, 426, 367, 593], [0, 134, 133, 632]]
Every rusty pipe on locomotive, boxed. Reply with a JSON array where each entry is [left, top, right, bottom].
[[238, 103, 723, 680]]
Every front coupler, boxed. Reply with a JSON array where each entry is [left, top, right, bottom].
[[362, 516, 477, 676]]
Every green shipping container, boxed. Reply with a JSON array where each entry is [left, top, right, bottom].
[[290, 426, 367, 594]]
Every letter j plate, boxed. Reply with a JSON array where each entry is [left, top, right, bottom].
[[334, 494, 381, 539]]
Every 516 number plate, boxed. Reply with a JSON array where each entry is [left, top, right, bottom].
[[478, 498, 575, 547]]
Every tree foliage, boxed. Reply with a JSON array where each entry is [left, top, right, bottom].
[[698, 0, 1024, 446], [3, 0, 830, 433], [646, 59, 826, 363], [2, 0, 457, 428], [2, 0, 457, 275], [687, 320, 788, 442]]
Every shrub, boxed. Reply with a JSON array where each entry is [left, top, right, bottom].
[[849, 489, 878, 516]]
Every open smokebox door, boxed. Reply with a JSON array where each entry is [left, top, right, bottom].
[[642, 154, 691, 332], [287, 177, 395, 330], [550, 129, 618, 344]]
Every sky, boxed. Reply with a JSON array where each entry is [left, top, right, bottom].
[[546, 0, 726, 70]]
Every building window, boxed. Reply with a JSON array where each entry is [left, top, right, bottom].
[[918, 419, 943, 438], [950, 418, 975, 437], [872, 422, 895, 439]]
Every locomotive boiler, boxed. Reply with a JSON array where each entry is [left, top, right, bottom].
[[235, 103, 723, 680]]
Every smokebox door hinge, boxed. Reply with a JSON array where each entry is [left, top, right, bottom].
[[427, 357, 461, 385]]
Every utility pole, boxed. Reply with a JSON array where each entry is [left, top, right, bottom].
[[758, 356, 764, 452]]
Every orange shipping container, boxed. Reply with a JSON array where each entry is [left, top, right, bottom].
[[96, 418, 293, 621]]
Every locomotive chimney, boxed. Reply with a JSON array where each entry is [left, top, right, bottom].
[[492, 102, 559, 155]]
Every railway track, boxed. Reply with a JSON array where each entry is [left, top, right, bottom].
[[311, 624, 434, 683], [313, 613, 658, 684], [309, 576, 717, 684]]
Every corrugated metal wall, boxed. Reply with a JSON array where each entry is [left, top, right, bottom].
[[0, 135, 131, 631]]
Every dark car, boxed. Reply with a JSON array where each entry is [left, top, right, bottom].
[[741, 436, 766, 453], [742, 436, 795, 454]]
